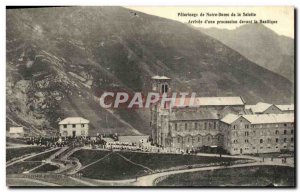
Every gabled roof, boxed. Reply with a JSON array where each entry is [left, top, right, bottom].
[[171, 96, 245, 108], [243, 113, 294, 124], [248, 102, 273, 113], [220, 114, 240, 124], [59, 117, 89, 125], [276, 104, 294, 111], [221, 113, 294, 125]]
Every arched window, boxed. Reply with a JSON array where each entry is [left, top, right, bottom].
[[161, 84, 165, 93], [164, 84, 168, 93]]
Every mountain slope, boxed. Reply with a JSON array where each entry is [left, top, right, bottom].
[[198, 24, 294, 82], [6, 7, 294, 136]]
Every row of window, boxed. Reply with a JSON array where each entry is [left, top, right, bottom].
[[63, 124, 86, 128], [232, 123, 294, 129], [62, 130, 86, 135], [174, 122, 218, 131], [232, 129, 294, 137], [233, 137, 294, 144], [176, 136, 222, 143], [233, 145, 293, 151]]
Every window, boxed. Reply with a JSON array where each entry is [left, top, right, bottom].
[[291, 137, 294, 142], [267, 138, 271, 143], [284, 130, 287, 135], [187, 137, 190, 142], [245, 139, 249, 143], [245, 131, 249, 136], [72, 124, 76, 128], [284, 138, 287, 143], [233, 125, 237, 129], [214, 122, 217, 129], [185, 123, 188, 130], [204, 122, 207, 130], [291, 129, 294, 134], [195, 122, 198, 129], [198, 137, 200, 142], [245, 124, 249, 129], [275, 130, 279, 135], [207, 137, 210, 141], [276, 138, 279, 143], [63, 124, 67, 128], [284, 123, 287, 127], [81, 124, 85, 128], [177, 137, 180, 143], [175, 123, 177, 131], [260, 139, 263, 144]]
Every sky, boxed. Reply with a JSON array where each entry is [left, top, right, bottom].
[[126, 6, 294, 38]]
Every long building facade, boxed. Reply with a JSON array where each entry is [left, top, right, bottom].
[[150, 76, 295, 155]]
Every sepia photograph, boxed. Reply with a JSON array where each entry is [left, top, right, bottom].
[[5, 6, 295, 187]]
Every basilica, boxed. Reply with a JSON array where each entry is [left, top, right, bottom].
[[150, 76, 294, 155]]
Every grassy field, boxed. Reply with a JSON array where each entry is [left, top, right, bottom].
[[24, 148, 60, 162], [119, 151, 239, 170], [71, 149, 111, 166], [6, 146, 48, 162], [72, 149, 242, 180], [157, 165, 295, 187], [6, 162, 42, 174], [31, 163, 59, 173]]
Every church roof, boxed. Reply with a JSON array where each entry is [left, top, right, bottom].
[[171, 96, 245, 108], [170, 110, 219, 121]]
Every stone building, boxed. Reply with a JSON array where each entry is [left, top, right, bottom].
[[59, 117, 89, 137], [150, 76, 295, 154], [220, 113, 294, 155], [150, 76, 246, 151]]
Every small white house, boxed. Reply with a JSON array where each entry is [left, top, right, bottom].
[[59, 117, 89, 137], [8, 127, 24, 138]]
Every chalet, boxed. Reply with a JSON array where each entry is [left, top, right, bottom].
[[59, 117, 89, 137]]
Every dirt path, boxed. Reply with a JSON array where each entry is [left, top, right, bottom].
[[134, 161, 294, 186], [6, 147, 61, 167], [115, 152, 154, 172], [68, 176, 96, 186], [79, 152, 113, 171]]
